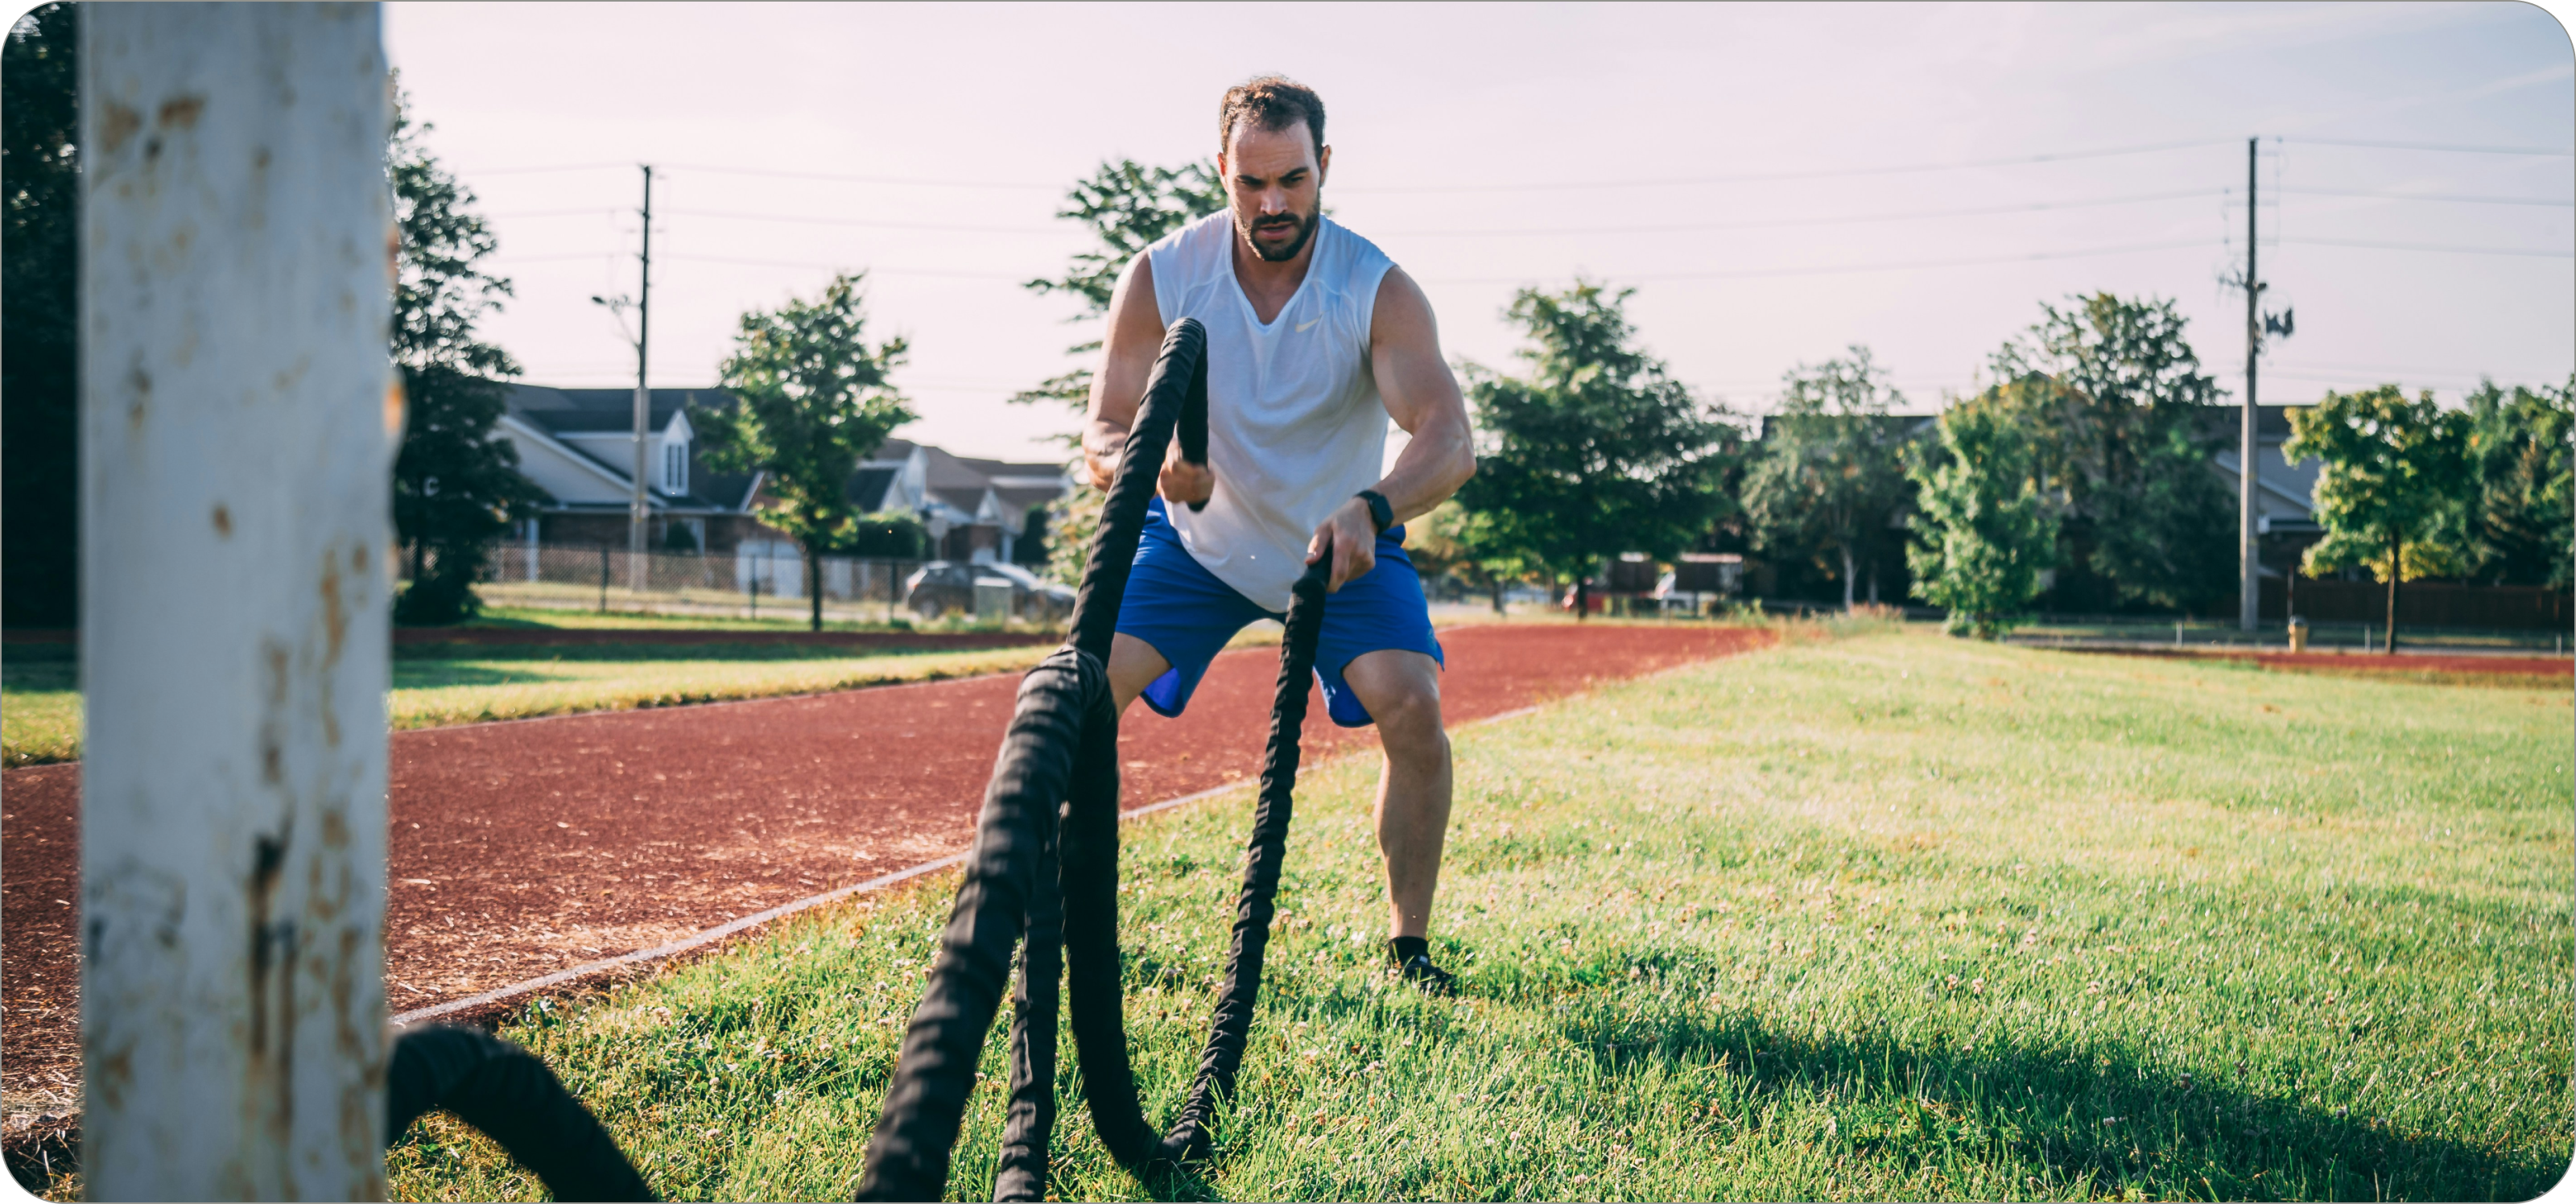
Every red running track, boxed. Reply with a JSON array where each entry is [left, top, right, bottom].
[[1, 622, 1769, 1115]]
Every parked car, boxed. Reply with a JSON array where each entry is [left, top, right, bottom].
[[902, 561, 1075, 621]]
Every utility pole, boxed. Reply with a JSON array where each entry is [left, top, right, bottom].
[[82, 5, 391, 1196], [630, 164, 654, 592], [2239, 136, 2263, 633]]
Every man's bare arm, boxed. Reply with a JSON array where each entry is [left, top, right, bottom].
[[1306, 266, 1477, 589], [1081, 255, 1212, 504]]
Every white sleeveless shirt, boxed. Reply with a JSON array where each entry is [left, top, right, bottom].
[[1145, 211, 1397, 611]]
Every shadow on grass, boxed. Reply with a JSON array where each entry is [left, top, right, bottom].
[[1554, 1000, 2559, 1201]]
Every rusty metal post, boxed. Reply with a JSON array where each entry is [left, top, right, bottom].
[[80, 5, 394, 1198]]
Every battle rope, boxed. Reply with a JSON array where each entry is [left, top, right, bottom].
[[387, 1024, 655, 1201], [855, 319, 1327, 1201]]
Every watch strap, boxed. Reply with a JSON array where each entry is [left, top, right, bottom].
[[1356, 489, 1393, 534]]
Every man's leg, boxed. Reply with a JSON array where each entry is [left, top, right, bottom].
[[1340, 648, 1451, 942], [1105, 633, 1171, 716]]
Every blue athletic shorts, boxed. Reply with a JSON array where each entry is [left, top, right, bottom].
[[1115, 497, 1443, 728]]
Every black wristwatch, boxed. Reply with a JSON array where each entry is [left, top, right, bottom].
[[1355, 489, 1393, 535]]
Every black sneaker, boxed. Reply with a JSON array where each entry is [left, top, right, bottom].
[[1393, 953, 1459, 996], [1386, 938, 1459, 996]]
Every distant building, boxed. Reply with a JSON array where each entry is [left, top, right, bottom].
[[493, 384, 1067, 563], [2202, 404, 2326, 577]]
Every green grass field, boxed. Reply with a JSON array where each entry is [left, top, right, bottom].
[[368, 627, 2571, 1202]]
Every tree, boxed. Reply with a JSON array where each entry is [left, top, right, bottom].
[[1453, 280, 1736, 618], [1987, 293, 2234, 612], [1013, 159, 1228, 419], [1742, 347, 1913, 610], [2, 3, 79, 628], [1408, 501, 1533, 614], [1043, 478, 1103, 588], [2463, 376, 2574, 588], [844, 511, 930, 559], [1905, 391, 2060, 639], [389, 83, 545, 624], [2283, 386, 2473, 654], [700, 273, 915, 631]]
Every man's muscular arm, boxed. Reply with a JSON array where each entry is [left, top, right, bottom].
[[1082, 255, 1212, 504], [1306, 266, 1476, 590]]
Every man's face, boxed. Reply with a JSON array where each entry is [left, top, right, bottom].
[[1219, 120, 1328, 264]]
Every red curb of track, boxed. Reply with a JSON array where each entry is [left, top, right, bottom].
[[0, 621, 1773, 1118]]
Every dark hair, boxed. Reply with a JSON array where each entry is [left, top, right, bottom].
[[1218, 76, 1325, 160]]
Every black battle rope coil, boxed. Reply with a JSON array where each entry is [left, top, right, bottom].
[[856, 319, 1328, 1201], [386, 1024, 656, 1201]]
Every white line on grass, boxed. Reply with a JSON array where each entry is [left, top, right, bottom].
[[388, 696, 1571, 1026]]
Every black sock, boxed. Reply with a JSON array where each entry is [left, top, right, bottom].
[[1389, 935, 1429, 965]]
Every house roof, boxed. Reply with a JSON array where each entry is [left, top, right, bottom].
[[497, 383, 1066, 522], [500, 383, 752, 511], [847, 465, 901, 512]]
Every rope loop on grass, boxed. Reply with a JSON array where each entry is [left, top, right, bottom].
[[387, 1024, 656, 1201], [856, 318, 1328, 1201]]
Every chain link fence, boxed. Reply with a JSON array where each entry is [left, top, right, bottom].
[[412, 539, 939, 625]]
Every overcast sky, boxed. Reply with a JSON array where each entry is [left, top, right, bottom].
[[383, 2, 2574, 462]]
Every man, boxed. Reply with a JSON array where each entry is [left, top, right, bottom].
[[1085, 76, 1477, 993]]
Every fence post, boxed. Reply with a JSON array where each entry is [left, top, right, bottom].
[[598, 542, 609, 613], [80, 6, 392, 1198]]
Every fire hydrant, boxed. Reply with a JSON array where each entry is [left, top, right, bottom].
[[2286, 615, 2309, 654]]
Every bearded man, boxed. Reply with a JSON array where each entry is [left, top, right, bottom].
[[1085, 76, 1478, 993]]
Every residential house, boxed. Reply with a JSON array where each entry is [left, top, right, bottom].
[[494, 384, 1068, 567]]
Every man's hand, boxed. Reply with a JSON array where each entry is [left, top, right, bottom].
[[1158, 436, 1214, 508], [1306, 497, 1378, 592]]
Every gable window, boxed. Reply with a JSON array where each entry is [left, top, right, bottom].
[[663, 440, 687, 494]]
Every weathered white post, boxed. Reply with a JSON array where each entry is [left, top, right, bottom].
[[80, 5, 394, 1198]]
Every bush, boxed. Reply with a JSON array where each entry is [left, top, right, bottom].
[[1905, 401, 2058, 639]]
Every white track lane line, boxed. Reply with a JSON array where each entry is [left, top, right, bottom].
[[388, 693, 1578, 1025]]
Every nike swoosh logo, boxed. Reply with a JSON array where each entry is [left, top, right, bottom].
[[1295, 317, 1320, 332]]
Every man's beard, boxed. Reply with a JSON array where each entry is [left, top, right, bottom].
[[1236, 206, 1318, 263]]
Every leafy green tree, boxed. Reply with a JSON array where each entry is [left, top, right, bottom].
[[1987, 293, 2234, 612], [1013, 159, 1228, 419], [389, 84, 545, 625], [700, 273, 916, 631], [1409, 501, 1533, 614], [2463, 376, 2574, 588], [2284, 386, 2474, 653], [844, 511, 929, 559], [1905, 390, 2060, 639], [2, 3, 79, 628], [1742, 347, 1913, 610], [1042, 472, 1103, 588], [1454, 280, 1736, 618]]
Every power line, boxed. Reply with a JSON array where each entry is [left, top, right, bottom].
[[1340, 138, 2230, 194], [660, 253, 1027, 279], [2276, 186, 2574, 207], [664, 208, 1075, 236], [663, 163, 1054, 191], [518, 188, 2218, 241], [462, 162, 636, 176], [2277, 236, 2574, 258], [2285, 136, 2575, 156], [1378, 188, 2219, 237], [485, 208, 625, 220], [1416, 237, 2214, 286], [461, 137, 2231, 198]]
